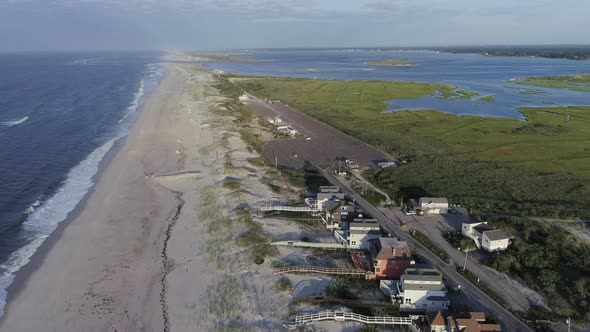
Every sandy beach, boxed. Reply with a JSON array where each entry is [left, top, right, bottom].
[[0, 63, 296, 331]]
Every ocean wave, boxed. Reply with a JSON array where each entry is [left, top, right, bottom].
[[1, 116, 29, 127], [118, 80, 145, 123], [0, 135, 121, 317], [67, 58, 102, 65], [24, 200, 41, 215]]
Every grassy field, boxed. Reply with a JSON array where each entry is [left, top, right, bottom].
[[368, 59, 415, 66], [236, 77, 590, 217], [512, 73, 590, 92]]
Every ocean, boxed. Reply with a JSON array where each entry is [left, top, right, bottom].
[[0, 53, 165, 314], [202, 50, 590, 118]]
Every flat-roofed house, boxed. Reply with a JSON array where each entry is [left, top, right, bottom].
[[348, 220, 381, 250], [418, 197, 449, 214], [382, 267, 449, 312], [481, 229, 511, 252], [369, 237, 413, 279], [399, 268, 449, 311]]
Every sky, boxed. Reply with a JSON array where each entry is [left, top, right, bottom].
[[0, 0, 588, 51]]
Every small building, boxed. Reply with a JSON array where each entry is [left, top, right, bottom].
[[273, 116, 283, 123], [348, 220, 381, 251], [418, 197, 449, 214], [266, 116, 275, 124], [369, 237, 413, 279], [383, 267, 449, 312], [481, 229, 511, 252]]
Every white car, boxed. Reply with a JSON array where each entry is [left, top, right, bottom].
[[403, 208, 416, 216]]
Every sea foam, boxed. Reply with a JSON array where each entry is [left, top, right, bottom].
[[1, 116, 29, 127], [0, 135, 120, 316]]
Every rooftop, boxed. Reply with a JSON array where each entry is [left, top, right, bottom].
[[473, 224, 496, 234], [419, 197, 448, 204], [427, 311, 447, 327], [350, 229, 381, 235], [349, 220, 380, 229], [319, 186, 341, 193], [404, 268, 443, 282], [404, 283, 446, 291], [483, 229, 511, 241], [370, 237, 412, 261]]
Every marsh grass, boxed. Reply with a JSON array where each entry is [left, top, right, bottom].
[[238, 77, 590, 217]]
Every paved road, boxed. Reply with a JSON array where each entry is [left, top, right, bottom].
[[397, 210, 535, 312], [322, 171, 532, 332]]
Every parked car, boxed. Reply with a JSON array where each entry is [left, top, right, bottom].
[[403, 208, 416, 216]]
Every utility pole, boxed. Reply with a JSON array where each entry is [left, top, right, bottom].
[[274, 154, 278, 168], [463, 249, 469, 272]]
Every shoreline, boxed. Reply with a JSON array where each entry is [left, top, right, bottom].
[[0, 64, 182, 330], [1, 133, 129, 313]]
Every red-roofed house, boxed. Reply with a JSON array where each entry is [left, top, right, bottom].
[[368, 237, 413, 279]]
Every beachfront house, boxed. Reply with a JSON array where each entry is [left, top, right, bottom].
[[316, 186, 346, 210], [418, 197, 449, 214], [381, 267, 449, 312], [348, 220, 381, 251], [368, 237, 413, 279]]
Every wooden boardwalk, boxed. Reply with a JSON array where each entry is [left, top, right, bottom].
[[274, 265, 369, 276], [286, 311, 423, 331], [259, 205, 319, 212], [271, 241, 347, 250]]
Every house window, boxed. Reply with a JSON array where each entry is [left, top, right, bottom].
[[405, 298, 412, 304], [351, 241, 357, 245], [375, 268, 380, 273]]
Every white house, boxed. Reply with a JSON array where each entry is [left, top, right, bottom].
[[418, 197, 449, 214], [348, 220, 381, 250], [462, 221, 487, 238], [462, 221, 511, 252], [482, 229, 511, 252], [381, 267, 449, 312]]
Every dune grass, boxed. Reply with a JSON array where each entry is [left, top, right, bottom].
[[237, 76, 590, 217]]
